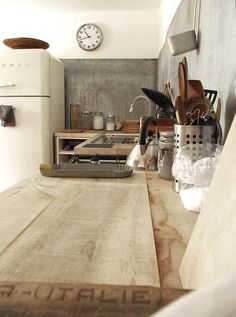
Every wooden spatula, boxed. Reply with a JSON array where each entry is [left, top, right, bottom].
[[187, 80, 205, 100], [182, 56, 188, 79], [215, 97, 221, 122], [175, 95, 187, 125], [178, 62, 188, 103]]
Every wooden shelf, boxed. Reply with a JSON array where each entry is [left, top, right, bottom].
[[58, 150, 74, 155]]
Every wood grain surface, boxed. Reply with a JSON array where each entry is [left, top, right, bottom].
[[146, 172, 198, 289], [0, 281, 189, 317], [180, 114, 236, 289], [0, 172, 159, 287], [0, 176, 70, 254]]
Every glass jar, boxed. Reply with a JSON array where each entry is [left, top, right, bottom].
[[106, 114, 115, 131], [93, 111, 104, 130], [158, 131, 174, 180], [81, 110, 92, 130]]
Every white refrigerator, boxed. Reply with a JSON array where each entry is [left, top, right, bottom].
[[0, 49, 65, 192]]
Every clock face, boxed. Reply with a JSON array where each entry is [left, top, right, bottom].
[[76, 23, 103, 51]]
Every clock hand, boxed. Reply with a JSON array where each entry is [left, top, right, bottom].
[[84, 31, 91, 38], [79, 36, 90, 41]]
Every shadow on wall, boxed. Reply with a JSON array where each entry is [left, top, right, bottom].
[[224, 76, 236, 142]]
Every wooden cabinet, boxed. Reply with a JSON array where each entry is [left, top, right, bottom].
[[54, 131, 97, 164]]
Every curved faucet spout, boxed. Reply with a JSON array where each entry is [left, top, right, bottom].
[[129, 95, 156, 117]]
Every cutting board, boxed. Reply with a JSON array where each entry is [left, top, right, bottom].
[[179, 114, 236, 289]]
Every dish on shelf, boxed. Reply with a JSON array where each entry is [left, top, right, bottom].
[[3, 37, 49, 49]]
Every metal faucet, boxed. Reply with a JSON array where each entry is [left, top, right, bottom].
[[129, 95, 156, 117]]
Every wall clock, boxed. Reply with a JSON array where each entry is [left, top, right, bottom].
[[76, 23, 103, 51]]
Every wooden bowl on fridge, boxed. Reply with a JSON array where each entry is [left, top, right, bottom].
[[3, 37, 49, 49]]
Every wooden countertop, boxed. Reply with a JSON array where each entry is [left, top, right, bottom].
[[0, 170, 198, 316], [0, 170, 197, 290], [0, 171, 159, 287]]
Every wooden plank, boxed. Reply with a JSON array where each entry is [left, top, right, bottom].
[[0, 281, 190, 317], [0, 172, 160, 287], [146, 172, 198, 289], [180, 114, 236, 289], [55, 131, 98, 138], [0, 175, 71, 254]]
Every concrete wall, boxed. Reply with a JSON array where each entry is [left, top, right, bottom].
[[157, 0, 236, 141], [63, 59, 157, 128]]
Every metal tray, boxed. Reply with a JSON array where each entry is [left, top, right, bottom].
[[40, 163, 133, 178]]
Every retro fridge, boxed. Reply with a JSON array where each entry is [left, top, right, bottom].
[[0, 49, 65, 191]]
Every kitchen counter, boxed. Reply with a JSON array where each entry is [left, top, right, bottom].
[[0, 170, 197, 288], [0, 171, 159, 287], [0, 170, 197, 315]]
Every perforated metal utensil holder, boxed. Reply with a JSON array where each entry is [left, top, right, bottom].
[[172, 124, 217, 192]]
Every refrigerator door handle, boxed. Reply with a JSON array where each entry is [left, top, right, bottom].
[[0, 81, 16, 87]]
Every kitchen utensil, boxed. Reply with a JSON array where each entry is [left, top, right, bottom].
[[182, 56, 188, 79], [175, 95, 186, 125], [186, 80, 205, 100], [139, 116, 158, 155], [141, 88, 175, 118], [213, 98, 222, 144], [172, 124, 218, 192], [168, 30, 198, 56], [204, 89, 218, 107], [178, 62, 188, 103], [167, 82, 175, 104], [3, 37, 49, 49], [177, 61, 189, 124], [186, 97, 212, 124], [163, 83, 168, 96], [215, 97, 221, 122]]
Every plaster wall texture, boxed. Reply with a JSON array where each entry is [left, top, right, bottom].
[[157, 0, 236, 141], [63, 59, 158, 128], [0, 1, 182, 58], [0, 9, 161, 59]]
